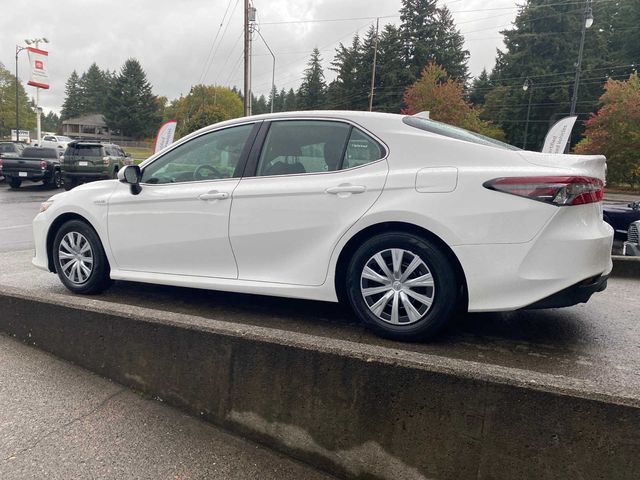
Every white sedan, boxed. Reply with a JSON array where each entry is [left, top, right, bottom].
[[32, 111, 613, 341]]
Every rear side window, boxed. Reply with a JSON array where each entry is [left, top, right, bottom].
[[255, 120, 385, 177], [343, 129, 384, 169]]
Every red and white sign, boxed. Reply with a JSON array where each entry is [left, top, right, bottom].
[[27, 47, 49, 89], [153, 120, 178, 154]]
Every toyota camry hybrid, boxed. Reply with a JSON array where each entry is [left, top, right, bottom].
[[32, 111, 613, 341]]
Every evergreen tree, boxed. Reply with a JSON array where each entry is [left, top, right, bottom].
[[374, 24, 408, 112], [432, 6, 469, 80], [468, 68, 492, 106], [284, 88, 297, 111], [104, 59, 161, 138], [297, 48, 327, 110], [482, 0, 615, 150], [60, 70, 83, 120], [329, 34, 364, 109], [79, 63, 111, 114], [400, 0, 468, 82], [42, 111, 60, 133]]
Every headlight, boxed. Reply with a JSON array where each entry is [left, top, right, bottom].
[[39, 200, 54, 213]]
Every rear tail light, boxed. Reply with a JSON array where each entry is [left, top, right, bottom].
[[0, 158, 3, 169], [40, 160, 46, 170], [484, 176, 604, 206], [103, 156, 110, 165]]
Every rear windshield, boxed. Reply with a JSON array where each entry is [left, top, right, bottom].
[[22, 147, 59, 158], [402, 116, 519, 151], [67, 144, 104, 156]]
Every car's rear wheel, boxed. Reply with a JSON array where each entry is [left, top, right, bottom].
[[346, 232, 459, 341], [53, 220, 111, 294], [9, 178, 21, 189], [49, 170, 63, 189]]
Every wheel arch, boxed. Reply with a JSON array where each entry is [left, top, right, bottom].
[[333, 221, 468, 309], [46, 213, 99, 272]]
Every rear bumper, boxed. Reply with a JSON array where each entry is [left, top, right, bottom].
[[2, 170, 50, 182], [522, 274, 608, 309], [454, 203, 613, 312]]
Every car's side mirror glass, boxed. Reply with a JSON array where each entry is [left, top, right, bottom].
[[118, 165, 142, 195]]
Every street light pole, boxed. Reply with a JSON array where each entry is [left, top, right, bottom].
[[255, 29, 276, 113], [14, 45, 27, 141], [566, 0, 593, 152], [522, 78, 533, 150], [570, 0, 593, 117]]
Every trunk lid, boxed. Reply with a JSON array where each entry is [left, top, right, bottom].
[[519, 151, 607, 182]]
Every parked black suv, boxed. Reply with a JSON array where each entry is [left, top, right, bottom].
[[61, 142, 130, 190]]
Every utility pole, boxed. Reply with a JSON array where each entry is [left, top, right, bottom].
[[566, 0, 593, 152], [368, 18, 379, 112], [243, 0, 250, 116], [243, 1, 256, 116]]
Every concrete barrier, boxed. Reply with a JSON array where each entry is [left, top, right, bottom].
[[611, 255, 640, 278], [0, 286, 638, 480]]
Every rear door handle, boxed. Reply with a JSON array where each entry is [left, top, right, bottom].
[[198, 191, 229, 201], [325, 184, 366, 194]]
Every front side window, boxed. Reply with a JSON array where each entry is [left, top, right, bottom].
[[141, 124, 253, 184], [256, 120, 384, 176]]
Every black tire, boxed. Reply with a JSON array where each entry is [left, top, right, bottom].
[[52, 220, 112, 294], [49, 170, 63, 189], [63, 178, 78, 191], [9, 177, 21, 189], [346, 232, 459, 341]]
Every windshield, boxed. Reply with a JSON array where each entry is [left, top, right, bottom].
[[56, 136, 73, 142], [402, 116, 519, 151]]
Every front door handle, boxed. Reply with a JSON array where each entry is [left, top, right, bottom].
[[325, 184, 366, 195], [199, 191, 229, 201]]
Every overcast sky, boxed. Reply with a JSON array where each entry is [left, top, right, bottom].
[[0, 0, 518, 115]]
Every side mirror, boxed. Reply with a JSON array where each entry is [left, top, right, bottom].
[[118, 165, 142, 195]]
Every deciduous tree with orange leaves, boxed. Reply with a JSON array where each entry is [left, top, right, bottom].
[[402, 63, 505, 141], [575, 73, 640, 187]]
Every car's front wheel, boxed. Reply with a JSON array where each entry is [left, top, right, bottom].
[[63, 178, 78, 191], [346, 232, 460, 341], [53, 220, 112, 294]]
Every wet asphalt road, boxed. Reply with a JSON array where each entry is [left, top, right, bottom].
[[1, 182, 639, 401]]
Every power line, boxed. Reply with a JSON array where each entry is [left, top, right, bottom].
[[198, 0, 235, 84]]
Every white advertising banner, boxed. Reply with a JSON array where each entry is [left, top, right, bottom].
[[153, 120, 178, 154], [541, 116, 577, 154], [26, 47, 49, 89]]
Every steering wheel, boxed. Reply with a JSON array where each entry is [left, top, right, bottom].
[[193, 164, 222, 180]]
